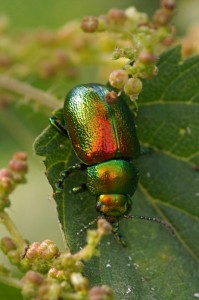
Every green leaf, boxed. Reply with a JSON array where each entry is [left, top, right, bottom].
[[0, 282, 22, 300], [34, 46, 199, 300]]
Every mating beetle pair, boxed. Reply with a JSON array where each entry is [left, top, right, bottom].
[[50, 83, 172, 244]]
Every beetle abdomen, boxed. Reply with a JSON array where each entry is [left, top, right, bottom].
[[87, 159, 139, 196], [64, 84, 140, 165]]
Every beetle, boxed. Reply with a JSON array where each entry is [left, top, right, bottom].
[[50, 83, 173, 244]]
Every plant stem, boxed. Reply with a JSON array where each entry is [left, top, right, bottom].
[[74, 233, 101, 261], [0, 211, 27, 251], [0, 75, 60, 110], [0, 274, 22, 289]]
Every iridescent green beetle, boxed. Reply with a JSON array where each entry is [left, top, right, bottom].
[[50, 83, 173, 244]]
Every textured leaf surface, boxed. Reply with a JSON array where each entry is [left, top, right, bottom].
[[34, 47, 199, 300]]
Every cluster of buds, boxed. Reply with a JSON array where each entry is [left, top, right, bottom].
[[0, 236, 20, 266], [0, 14, 79, 82], [22, 239, 59, 273], [154, 0, 176, 27], [37, 49, 78, 80], [21, 271, 69, 300], [0, 1, 176, 105], [109, 69, 143, 101], [0, 152, 113, 300], [81, 1, 176, 103], [81, 8, 147, 33], [0, 152, 28, 211], [22, 270, 113, 300], [0, 217, 113, 299], [19, 220, 112, 300], [0, 235, 28, 269], [48, 253, 83, 281]]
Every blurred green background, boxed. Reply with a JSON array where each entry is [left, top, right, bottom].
[[0, 0, 159, 28], [1, 0, 199, 31], [0, 0, 199, 276]]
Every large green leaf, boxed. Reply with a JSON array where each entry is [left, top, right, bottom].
[[34, 47, 199, 300]]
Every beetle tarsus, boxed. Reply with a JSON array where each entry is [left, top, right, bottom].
[[49, 116, 68, 137], [55, 163, 87, 193], [112, 222, 127, 247]]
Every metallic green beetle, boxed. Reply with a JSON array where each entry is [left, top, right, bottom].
[[50, 83, 173, 243]]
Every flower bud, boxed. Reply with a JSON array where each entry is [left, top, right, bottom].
[[7, 250, 21, 265], [48, 267, 58, 278], [139, 51, 157, 64], [13, 152, 27, 161], [153, 9, 172, 26], [161, 0, 176, 11], [23, 270, 44, 286], [1, 176, 14, 189], [81, 16, 99, 33], [70, 272, 89, 291], [108, 9, 126, 24], [0, 176, 14, 196], [25, 242, 40, 260], [0, 237, 17, 254], [112, 49, 121, 60], [0, 168, 13, 180], [38, 240, 59, 260], [125, 7, 148, 24], [124, 78, 143, 97], [109, 69, 128, 89], [9, 159, 28, 174]]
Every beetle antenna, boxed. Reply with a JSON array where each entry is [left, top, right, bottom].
[[124, 215, 175, 236], [77, 219, 97, 236]]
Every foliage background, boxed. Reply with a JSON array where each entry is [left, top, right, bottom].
[[0, 0, 199, 298]]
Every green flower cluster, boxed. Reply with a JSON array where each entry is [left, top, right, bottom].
[[81, 1, 176, 102], [0, 158, 113, 300]]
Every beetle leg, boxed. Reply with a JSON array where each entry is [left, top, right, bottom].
[[112, 222, 127, 247], [49, 116, 68, 137], [56, 163, 87, 193]]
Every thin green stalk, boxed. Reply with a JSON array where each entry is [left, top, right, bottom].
[[0, 211, 27, 251], [0, 274, 22, 289], [0, 74, 60, 110]]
